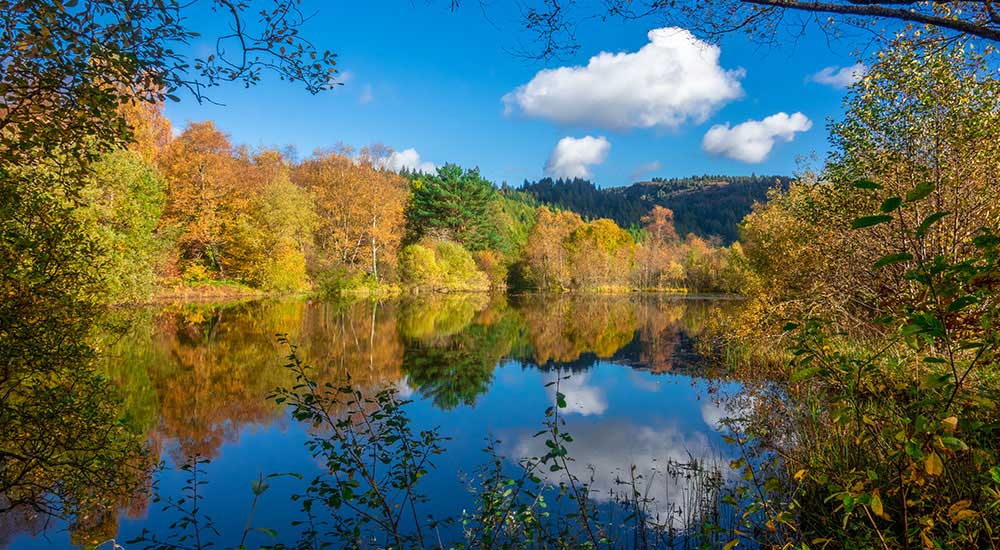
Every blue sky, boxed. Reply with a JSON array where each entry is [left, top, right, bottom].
[[165, 1, 866, 187]]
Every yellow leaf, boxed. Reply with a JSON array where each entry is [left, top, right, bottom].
[[952, 509, 978, 522], [871, 491, 886, 519], [723, 539, 740, 550], [941, 416, 958, 433], [948, 500, 974, 523], [924, 451, 943, 476], [794, 469, 807, 481]]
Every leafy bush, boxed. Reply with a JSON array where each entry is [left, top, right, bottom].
[[181, 263, 212, 284], [398, 239, 489, 291]]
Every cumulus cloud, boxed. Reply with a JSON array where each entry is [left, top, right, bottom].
[[630, 160, 662, 180], [378, 148, 436, 174], [809, 63, 867, 88], [503, 27, 744, 130], [701, 112, 812, 163], [545, 136, 610, 179]]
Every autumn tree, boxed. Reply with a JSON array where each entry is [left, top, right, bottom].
[[405, 164, 500, 251], [641, 206, 680, 245], [398, 239, 490, 292], [224, 154, 317, 291], [740, 37, 1000, 329], [680, 234, 729, 292], [634, 206, 684, 289], [292, 150, 409, 281], [119, 99, 174, 166], [523, 207, 584, 290], [565, 218, 636, 289], [158, 121, 243, 276]]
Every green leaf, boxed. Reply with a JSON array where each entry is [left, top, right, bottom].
[[916, 211, 949, 238], [940, 437, 968, 451], [791, 366, 821, 382], [947, 295, 978, 313], [255, 528, 278, 538], [555, 392, 567, 408], [880, 196, 903, 213], [853, 179, 881, 190], [873, 252, 913, 269], [906, 182, 935, 202], [852, 215, 893, 229]]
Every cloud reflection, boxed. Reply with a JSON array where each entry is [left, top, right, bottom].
[[543, 371, 608, 416], [506, 415, 733, 522]]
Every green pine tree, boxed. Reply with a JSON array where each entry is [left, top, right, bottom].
[[405, 163, 500, 251]]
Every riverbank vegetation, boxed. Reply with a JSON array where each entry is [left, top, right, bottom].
[[708, 36, 1000, 548]]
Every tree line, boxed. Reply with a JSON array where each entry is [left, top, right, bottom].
[[518, 174, 792, 243], [76, 105, 746, 302]]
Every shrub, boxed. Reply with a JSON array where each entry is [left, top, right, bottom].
[[398, 239, 488, 291], [182, 263, 212, 284]]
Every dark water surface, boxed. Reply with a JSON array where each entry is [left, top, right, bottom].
[[5, 294, 748, 549]]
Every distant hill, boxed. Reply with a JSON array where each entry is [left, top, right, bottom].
[[516, 174, 793, 243]]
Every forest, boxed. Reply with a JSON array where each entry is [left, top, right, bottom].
[[52, 102, 747, 304], [518, 174, 792, 243]]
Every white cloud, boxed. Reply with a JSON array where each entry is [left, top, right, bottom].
[[701, 112, 812, 163], [545, 136, 610, 179], [543, 371, 607, 416], [503, 27, 744, 131], [808, 63, 867, 88], [630, 160, 662, 180], [378, 148, 436, 174], [359, 83, 374, 105]]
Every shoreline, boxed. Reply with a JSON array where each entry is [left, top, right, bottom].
[[133, 283, 740, 307]]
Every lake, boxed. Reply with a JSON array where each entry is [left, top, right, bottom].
[[3, 294, 752, 549]]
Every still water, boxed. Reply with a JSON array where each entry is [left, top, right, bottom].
[[5, 294, 749, 549]]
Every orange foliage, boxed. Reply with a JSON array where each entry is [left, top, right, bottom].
[[292, 151, 409, 280], [158, 121, 247, 274]]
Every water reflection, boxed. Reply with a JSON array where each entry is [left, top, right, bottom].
[[7, 293, 744, 548]]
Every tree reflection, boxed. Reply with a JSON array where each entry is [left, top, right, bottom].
[[400, 295, 524, 409], [0, 313, 151, 544], [97, 295, 728, 460]]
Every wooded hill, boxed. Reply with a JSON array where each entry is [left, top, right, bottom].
[[517, 174, 792, 243]]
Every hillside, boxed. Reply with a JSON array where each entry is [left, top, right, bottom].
[[517, 174, 793, 243]]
